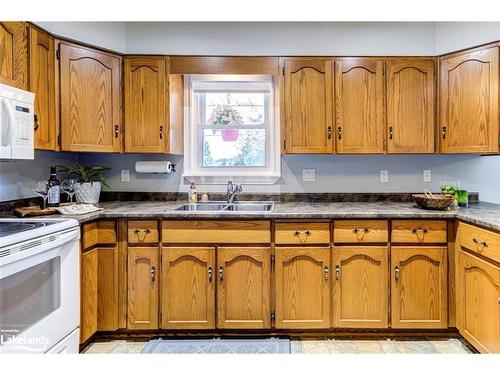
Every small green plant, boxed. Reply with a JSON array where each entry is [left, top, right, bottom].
[[57, 164, 111, 189]]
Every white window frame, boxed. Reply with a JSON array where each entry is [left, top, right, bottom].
[[183, 74, 281, 184]]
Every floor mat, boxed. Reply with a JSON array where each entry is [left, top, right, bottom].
[[141, 337, 291, 354]]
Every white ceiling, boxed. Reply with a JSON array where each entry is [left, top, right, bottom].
[[35, 22, 500, 56]]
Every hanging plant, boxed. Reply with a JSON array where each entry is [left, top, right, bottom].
[[207, 104, 243, 142]]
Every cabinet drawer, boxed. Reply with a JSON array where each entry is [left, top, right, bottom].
[[162, 220, 271, 244], [334, 220, 388, 243], [458, 222, 500, 264], [128, 220, 159, 244], [82, 220, 116, 249], [391, 220, 447, 243], [275, 222, 330, 245]]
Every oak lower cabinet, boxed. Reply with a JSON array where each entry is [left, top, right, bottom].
[[161, 247, 216, 329], [275, 247, 331, 329], [457, 250, 500, 353], [391, 246, 448, 328], [333, 246, 389, 328], [127, 247, 159, 330], [80, 248, 98, 344], [217, 247, 271, 329]]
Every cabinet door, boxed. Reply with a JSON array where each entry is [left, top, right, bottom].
[[0, 22, 27, 89], [391, 246, 447, 328], [457, 250, 500, 353], [333, 246, 389, 328], [217, 247, 271, 329], [387, 59, 435, 153], [283, 58, 333, 153], [335, 59, 385, 153], [127, 247, 159, 330], [59, 43, 121, 152], [275, 247, 331, 329], [97, 246, 119, 331], [161, 247, 215, 329], [440, 47, 499, 153], [80, 248, 98, 344], [29, 26, 56, 150], [124, 57, 168, 153]]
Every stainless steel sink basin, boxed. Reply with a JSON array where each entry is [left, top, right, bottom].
[[173, 201, 274, 212]]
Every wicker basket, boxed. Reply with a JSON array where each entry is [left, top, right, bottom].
[[412, 189, 455, 210]]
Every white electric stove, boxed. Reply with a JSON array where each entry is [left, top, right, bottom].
[[0, 218, 80, 353]]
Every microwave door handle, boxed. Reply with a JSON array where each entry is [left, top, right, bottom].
[[1, 98, 15, 147]]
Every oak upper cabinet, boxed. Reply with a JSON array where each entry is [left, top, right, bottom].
[[0, 22, 27, 89], [124, 57, 168, 153], [217, 247, 271, 329], [457, 250, 500, 353], [391, 247, 448, 329], [275, 247, 331, 329], [282, 58, 334, 153], [127, 246, 159, 330], [332, 246, 389, 328], [59, 42, 121, 152], [335, 59, 385, 153], [386, 59, 435, 153], [80, 248, 98, 344], [439, 46, 499, 153], [161, 247, 216, 330], [28, 26, 56, 150]]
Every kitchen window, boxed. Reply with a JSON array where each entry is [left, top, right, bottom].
[[183, 75, 280, 184]]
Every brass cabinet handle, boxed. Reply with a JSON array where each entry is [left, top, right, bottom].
[[134, 228, 151, 234], [219, 265, 224, 281], [473, 238, 488, 247], [114, 124, 120, 138], [150, 266, 156, 281], [327, 126, 332, 139], [335, 265, 340, 280], [497, 297, 500, 308], [208, 266, 213, 282], [395, 265, 400, 281], [159, 125, 164, 139], [324, 265, 329, 280], [294, 230, 312, 237], [337, 126, 342, 140], [442, 126, 446, 139], [34, 114, 40, 131], [411, 228, 428, 234], [389, 126, 393, 140], [353, 228, 369, 233]]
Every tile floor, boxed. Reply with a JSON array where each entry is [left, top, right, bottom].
[[82, 338, 471, 354]]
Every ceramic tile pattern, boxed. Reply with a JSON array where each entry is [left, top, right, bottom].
[[83, 338, 471, 354]]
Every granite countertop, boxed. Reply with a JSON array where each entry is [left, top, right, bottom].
[[52, 200, 500, 232]]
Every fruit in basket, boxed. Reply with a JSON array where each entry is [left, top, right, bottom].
[[440, 184, 456, 196]]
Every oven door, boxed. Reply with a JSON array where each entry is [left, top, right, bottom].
[[0, 228, 79, 353]]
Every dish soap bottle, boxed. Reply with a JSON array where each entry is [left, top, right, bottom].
[[188, 182, 197, 203], [47, 166, 61, 207]]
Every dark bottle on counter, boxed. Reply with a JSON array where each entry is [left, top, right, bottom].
[[47, 166, 61, 207]]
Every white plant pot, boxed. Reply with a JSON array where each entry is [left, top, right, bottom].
[[75, 182, 101, 204]]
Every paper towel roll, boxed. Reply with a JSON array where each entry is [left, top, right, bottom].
[[135, 161, 174, 174]]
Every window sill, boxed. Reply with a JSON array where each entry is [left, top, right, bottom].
[[183, 174, 281, 185]]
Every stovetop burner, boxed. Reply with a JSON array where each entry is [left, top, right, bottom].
[[0, 221, 58, 237]]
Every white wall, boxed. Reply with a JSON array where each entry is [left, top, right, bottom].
[[435, 22, 500, 54]]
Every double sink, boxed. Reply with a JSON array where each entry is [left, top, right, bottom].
[[174, 201, 274, 213]]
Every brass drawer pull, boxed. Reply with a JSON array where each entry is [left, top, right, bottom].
[[134, 228, 151, 234], [411, 228, 428, 233], [294, 230, 311, 236], [472, 238, 488, 247], [353, 228, 369, 233]]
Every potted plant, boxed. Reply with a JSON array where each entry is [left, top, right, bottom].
[[57, 164, 111, 204], [207, 104, 243, 142]]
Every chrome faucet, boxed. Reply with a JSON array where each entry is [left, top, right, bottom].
[[226, 180, 242, 204]]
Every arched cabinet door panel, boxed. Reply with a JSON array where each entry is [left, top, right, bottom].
[[391, 246, 448, 329], [0, 22, 27, 89], [387, 59, 435, 153], [217, 247, 271, 329], [282, 58, 334, 154], [333, 246, 389, 328], [335, 58, 385, 154], [275, 247, 331, 329], [440, 47, 499, 153]]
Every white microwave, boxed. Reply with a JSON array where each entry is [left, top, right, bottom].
[[0, 83, 35, 160]]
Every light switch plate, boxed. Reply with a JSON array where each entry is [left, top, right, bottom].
[[423, 170, 432, 182], [121, 169, 130, 182], [380, 170, 389, 183], [302, 168, 316, 182]]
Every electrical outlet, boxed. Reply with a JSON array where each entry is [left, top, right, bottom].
[[380, 170, 389, 183], [423, 170, 432, 182], [120, 169, 130, 182], [302, 169, 316, 182]]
